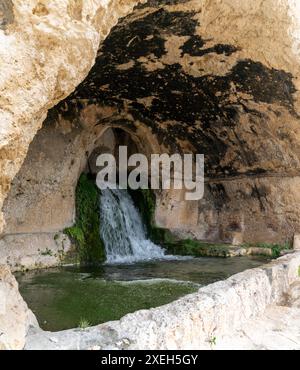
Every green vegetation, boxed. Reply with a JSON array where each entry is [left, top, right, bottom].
[[166, 239, 233, 258], [64, 174, 105, 265], [129, 188, 156, 232], [78, 318, 91, 329], [208, 336, 217, 347], [150, 227, 176, 246]]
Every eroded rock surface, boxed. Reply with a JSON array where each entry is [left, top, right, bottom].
[[3, 0, 300, 246], [63, 0, 300, 244], [0, 233, 72, 271], [0, 265, 37, 349], [215, 279, 300, 350], [0, 0, 141, 234]]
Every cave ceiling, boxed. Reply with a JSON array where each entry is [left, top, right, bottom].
[[51, 0, 298, 178]]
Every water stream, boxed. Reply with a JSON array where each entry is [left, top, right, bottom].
[[100, 189, 171, 264]]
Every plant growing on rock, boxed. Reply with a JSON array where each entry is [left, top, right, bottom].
[[78, 318, 91, 330], [65, 174, 106, 265]]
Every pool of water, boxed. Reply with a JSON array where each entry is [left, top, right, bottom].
[[16, 256, 269, 332]]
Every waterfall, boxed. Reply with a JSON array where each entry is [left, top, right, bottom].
[[100, 189, 169, 264]]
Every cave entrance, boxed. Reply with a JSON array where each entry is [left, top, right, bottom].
[[0, 120, 158, 270], [67, 125, 165, 266]]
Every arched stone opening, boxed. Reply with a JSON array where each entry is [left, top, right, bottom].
[[0, 110, 160, 270]]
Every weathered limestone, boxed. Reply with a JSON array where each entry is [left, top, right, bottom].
[[0, 0, 141, 234], [25, 0, 299, 245], [287, 280, 300, 308], [0, 233, 72, 272], [0, 265, 38, 350], [214, 277, 300, 350], [0, 0, 299, 253], [214, 305, 300, 350], [24, 251, 300, 350], [294, 234, 300, 250]]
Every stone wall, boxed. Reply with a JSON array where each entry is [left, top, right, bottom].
[[0, 233, 72, 272]]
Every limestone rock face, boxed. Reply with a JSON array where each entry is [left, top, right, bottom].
[[41, 0, 300, 244], [0, 233, 72, 272], [0, 265, 37, 349], [1, 0, 300, 247], [0, 0, 141, 234]]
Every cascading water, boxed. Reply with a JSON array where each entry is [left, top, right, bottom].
[[100, 189, 170, 264]]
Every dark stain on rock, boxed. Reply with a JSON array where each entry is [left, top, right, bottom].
[[181, 35, 239, 57], [207, 184, 229, 210], [94, 8, 198, 65], [0, 0, 14, 30], [229, 60, 296, 110], [138, 0, 191, 9], [51, 3, 297, 179]]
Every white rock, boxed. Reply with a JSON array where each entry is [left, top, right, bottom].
[[0, 265, 38, 350]]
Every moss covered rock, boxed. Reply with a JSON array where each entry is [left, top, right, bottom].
[[65, 174, 105, 264]]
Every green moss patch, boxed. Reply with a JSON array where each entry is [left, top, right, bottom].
[[166, 239, 235, 258], [65, 174, 105, 265], [129, 189, 156, 232]]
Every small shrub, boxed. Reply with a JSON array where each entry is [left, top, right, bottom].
[[78, 318, 91, 330], [208, 336, 217, 347]]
